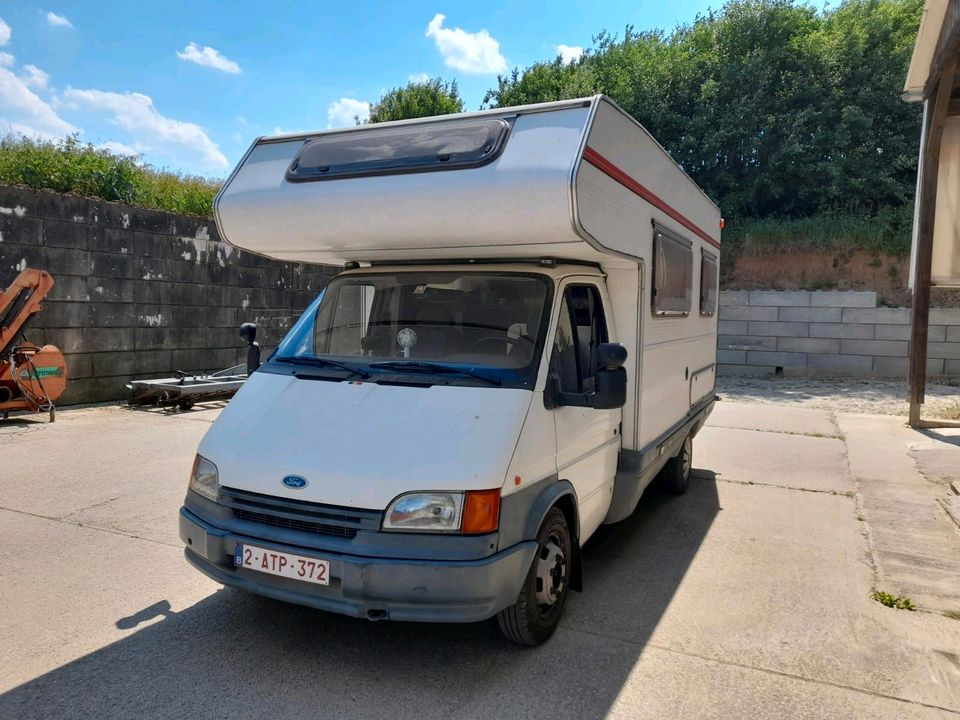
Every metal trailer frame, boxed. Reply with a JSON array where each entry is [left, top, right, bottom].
[[126, 364, 248, 410]]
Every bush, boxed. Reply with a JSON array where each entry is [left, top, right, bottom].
[[0, 134, 222, 217]]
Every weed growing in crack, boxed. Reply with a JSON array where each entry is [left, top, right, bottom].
[[871, 590, 915, 611]]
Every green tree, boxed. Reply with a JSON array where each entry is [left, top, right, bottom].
[[368, 78, 464, 123], [816, 0, 924, 211], [483, 57, 597, 108], [481, 0, 923, 224]]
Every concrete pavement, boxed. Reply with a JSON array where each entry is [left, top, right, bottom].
[[1, 400, 959, 719]]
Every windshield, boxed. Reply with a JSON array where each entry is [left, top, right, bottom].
[[271, 271, 553, 388]]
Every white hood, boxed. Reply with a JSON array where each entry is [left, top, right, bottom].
[[198, 371, 533, 509]]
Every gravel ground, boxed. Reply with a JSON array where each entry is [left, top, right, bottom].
[[716, 375, 960, 417]]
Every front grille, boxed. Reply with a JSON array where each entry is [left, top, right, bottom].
[[220, 486, 382, 541], [233, 508, 358, 538]]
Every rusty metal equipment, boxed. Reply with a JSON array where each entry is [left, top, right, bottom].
[[0, 269, 68, 422]]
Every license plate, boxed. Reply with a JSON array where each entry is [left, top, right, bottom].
[[235, 544, 329, 585]]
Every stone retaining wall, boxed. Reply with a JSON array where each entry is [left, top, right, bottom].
[[718, 290, 960, 377], [0, 185, 338, 404]]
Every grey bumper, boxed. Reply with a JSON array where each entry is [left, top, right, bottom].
[[180, 507, 536, 623]]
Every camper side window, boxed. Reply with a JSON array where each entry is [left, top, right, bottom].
[[553, 285, 608, 395], [652, 231, 692, 316], [700, 250, 718, 316]]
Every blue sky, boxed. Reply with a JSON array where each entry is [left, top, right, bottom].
[[0, 0, 717, 177]]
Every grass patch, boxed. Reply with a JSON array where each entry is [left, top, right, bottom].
[[723, 207, 913, 259], [0, 134, 222, 217], [871, 590, 916, 611], [945, 610, 960, 620], [933, 401, 960, 421]]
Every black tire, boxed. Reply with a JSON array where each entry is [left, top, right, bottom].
[[497, 507, 572, 646], [660, 434, 693, 495]]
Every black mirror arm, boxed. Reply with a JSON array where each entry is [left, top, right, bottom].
[[557, 391, 591, 408]]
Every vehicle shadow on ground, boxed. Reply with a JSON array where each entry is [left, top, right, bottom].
[[920, 428, 960, 447], [0, 472, 720, 720]]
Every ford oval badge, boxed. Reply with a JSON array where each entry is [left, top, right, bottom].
[[282, 475, 308, 489]]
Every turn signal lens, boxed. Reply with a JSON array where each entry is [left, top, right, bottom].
[[461, 489, 501, 534]]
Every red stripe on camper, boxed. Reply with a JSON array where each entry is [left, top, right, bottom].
[[582, 147, 721, 251]]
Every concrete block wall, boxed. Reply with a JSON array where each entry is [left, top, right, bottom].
[[0, 185, 338, 404], [718, 290, 960, 378]]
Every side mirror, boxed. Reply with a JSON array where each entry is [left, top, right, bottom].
[[240, 322, 260, 374], [597, 343, 627, 369], [590, 343, 627, 410], [545, 343, 628, 411], [239, 322, 257, 344]]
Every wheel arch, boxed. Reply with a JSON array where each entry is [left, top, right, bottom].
[[550, 488, 583, 592], [499, 476, 583, 591]]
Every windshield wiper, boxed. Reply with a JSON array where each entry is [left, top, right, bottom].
[[274, 356, 370, 379], [370, 361, 501, 386]]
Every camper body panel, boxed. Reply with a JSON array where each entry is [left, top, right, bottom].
[[572, 101, 720, 453], [216, 108, 591, 265], [577, 99, 721, 260]]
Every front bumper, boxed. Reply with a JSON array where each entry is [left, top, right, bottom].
[[180, 507, 536, 623]]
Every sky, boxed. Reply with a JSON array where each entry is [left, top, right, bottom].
[[0, 0, 718, 177]]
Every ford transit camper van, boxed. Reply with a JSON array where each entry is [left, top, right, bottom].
[[180, 96, 720, 645]]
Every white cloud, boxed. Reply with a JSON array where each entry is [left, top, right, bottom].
[[97, 140, 138, 156], [425, 14, 506, 75], [408, 72, 430, 84], [46, 12, 73, 29], [0, 66, 78, 139], [64, 87, 228, 169], [556, 44, 583, 64], [176, 42, 241, 74], [0, 52, 13, 68], [0, 18, 11, 45], [20, 64, 48, 89], [327, 98, 370, 128]]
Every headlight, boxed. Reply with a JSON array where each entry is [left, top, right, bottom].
[[383, 492, 463, 532], [383, 489, 500, 534], [189, 454, 219, 502]]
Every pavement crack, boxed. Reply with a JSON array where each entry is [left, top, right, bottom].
[[714, 476, 855, 497], [835, 410, 884, 593], [58, 493, 128, 519], [560, 624, 960, 716], [708, 424, 844, 440], [827, 409, 844, 438], [0, 505, 180, 549]]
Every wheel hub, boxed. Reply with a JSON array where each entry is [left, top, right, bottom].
[[535, 537, 566, 607]]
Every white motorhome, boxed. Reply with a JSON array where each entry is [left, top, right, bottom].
[[180, 96, 720, 645]]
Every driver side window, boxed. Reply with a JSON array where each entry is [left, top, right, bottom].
[[553, 285, 609, 395]]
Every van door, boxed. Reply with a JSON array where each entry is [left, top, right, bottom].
[[549, 282, 621, 542]]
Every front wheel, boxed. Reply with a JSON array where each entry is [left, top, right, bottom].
[[497, 507, 572, 646]]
